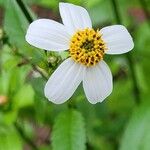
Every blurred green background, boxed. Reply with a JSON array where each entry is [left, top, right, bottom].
[[0, 0, 150, 150]]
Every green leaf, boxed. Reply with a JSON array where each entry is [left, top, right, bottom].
[[66, 0, 82, 5], [4, 0, 46, 66], [88, 0, 114, 26], [36, 0, 59, 10], [52, 109, 86, 150], [0, 125, 23, 150], [4, 0, 30, 50], [13, 84, 34, 109], [120, 103, 150, 150], [0, 45, 31, 95], [0, 111, 18, 125], [30, 77, 52, 124], [0, 0, 4, 6]]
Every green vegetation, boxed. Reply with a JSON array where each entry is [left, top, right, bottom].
[[0, 0, 150, 149]]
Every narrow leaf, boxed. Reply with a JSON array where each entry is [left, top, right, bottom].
[[120, 103, 150, 150], [4, 0, 29, 50]]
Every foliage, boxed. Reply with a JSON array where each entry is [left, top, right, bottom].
[[0, 0, 150, 150], [120, 103, 150, 150], [52, 109, 86, 150], [0, 125, 23, 150]]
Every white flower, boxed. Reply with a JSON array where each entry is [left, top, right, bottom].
[[25, 3, 134, 104]]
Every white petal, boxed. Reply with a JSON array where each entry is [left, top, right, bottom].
[[26, 19, 71, 51], [59, 2, 92, 35], [100, 25, 134, 54], [83, 60, 113, 104], [44, 58, 84, 104]]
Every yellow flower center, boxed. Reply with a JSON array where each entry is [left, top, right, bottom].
[[69, 28, 107, 67]]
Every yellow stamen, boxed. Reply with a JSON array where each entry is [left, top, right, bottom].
[[69, 28, 107, 67]]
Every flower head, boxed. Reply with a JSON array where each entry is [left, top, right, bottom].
[[26, 3, 134, 104], [69, 28, 107, 66]]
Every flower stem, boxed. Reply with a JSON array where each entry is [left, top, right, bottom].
[[3, 36, 49, 80], [16, 0, 33, 23], [13, 48, 49, 80], [14, 0, 50, 80], [110, 0, 141, 104], [138, 0, 150, 28], [110, 0, 122, 24], [14, 121, 39, 150]]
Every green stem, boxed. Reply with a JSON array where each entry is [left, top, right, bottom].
[[110, 0, 141, 104], [111, 0, 122, 24], [16, 0, 50, 67], [126, 53, 140, 104], [16, 0, 33, 23], [138, 0, 150, 28], [15, 0, 49, 80], [14, 121, 39, 150], [14, 50, 49, 80]]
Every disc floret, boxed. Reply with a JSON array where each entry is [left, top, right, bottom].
[[69, 28, 107, 67]]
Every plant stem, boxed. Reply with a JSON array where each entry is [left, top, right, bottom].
[[110, 0, 141, 104], [14, 121, 39, 150], [126, 54, 140, 104], [3, 35, 48, 80], [111, 0, 122, 24], [16, 0, 33, 23], [16, 0, 50, 67], [138, 0, 150, 28], [14, 50, 49, 80], [14, 0, 49, 80]]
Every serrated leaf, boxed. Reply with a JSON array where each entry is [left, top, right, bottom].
[[52, 109, 86, 150], [120, 103, 150, 150]]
